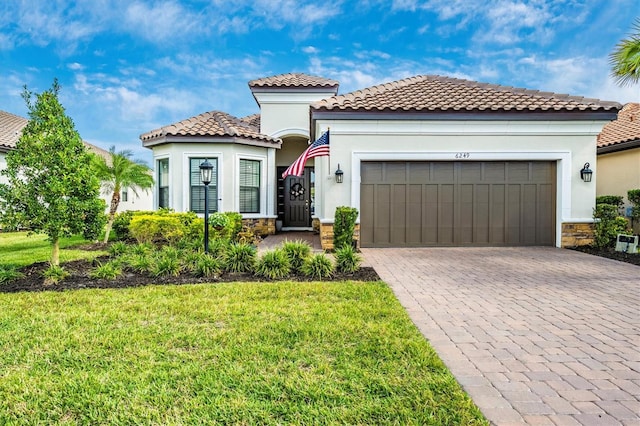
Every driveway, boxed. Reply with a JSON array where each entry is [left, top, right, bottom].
[[361, 247, 639, 426]]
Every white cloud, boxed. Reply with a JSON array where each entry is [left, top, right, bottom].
[[302, 46, 319, 54]]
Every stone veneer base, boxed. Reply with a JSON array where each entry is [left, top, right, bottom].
[[561, 222, 594, 247]]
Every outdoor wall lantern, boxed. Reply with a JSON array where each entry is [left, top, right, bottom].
[[335, 164, 344, 183], [580, 162, 593, 183], [199, 159, 214, 252]]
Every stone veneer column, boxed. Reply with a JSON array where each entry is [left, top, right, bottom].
[[561, 222, 594, 247]]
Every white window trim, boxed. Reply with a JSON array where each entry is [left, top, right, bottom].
[[155, 154, 170, 210], [236, 153, 267, 218], [183, 152, 223, 214]]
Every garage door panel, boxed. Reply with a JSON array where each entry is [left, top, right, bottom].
[[375, 184, 391, 244], [360, 184, 375, 246], [392, 184, 407, 244], [407, 185, 423, 243], [433, 162, 455, 182], [459, 184, 474, 243], [475, 184, 490, 243], [361, 161, 555, 247], [490, 185, 506, 244]]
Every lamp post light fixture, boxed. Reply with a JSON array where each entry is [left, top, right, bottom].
[[199, 159, 214, 252], [580, 162, 593, 183], [335, 164, 344, 183]]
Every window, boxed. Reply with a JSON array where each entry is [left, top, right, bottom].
[[190, 158, 217, 213], [239, 159, 260, 213], [158, 158, 169, 208], [122, 189, 128, 202]]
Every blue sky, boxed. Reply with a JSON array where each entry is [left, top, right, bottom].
[[1, 0, 638, 164]]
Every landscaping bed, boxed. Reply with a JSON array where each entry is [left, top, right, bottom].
[[1, 256, 380, 294], [570, 245, 640, 266]]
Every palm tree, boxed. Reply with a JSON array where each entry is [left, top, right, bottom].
[[610, 19, 640, 86], [92, 146, 154, 243]]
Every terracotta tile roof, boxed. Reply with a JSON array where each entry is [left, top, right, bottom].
[[140, 110, 280, 147], [597, 103, 640, 150], [241, 113, 261, 131], [312, 75, 621, 114], [0, 110, 28, 151], [249, 73, 339, 90]]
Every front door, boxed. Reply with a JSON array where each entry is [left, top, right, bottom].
[[279, 167, 313, 228]]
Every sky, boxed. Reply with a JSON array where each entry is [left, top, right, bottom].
[[1, 0, 639, 165]]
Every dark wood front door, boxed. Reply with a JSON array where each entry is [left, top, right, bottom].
[[279, 167, 313, 228]]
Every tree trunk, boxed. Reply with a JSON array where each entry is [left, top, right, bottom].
[[52, 238, 60, 266], [103, 190, 121, 243]]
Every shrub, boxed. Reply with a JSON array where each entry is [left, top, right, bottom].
[[223, 243, 256, 273], [90, 261, 122, 280], [126, 253, 153, 274], [593, 203, 630, 248], [130, 242, 153, 256], [335, 244, 362, 274], [236, 225, 260, 245], [189, 252, 222, 278], [628, 189, 640, 221], [112, 210, 137, 241], [129, 214, 185, 245], [255, 249, 291, 280], [151, 252, 182, 277], [281, 240, 311, 273], [209, 238, 232, 258], [108, 241, 129, 257], [596, 195, 624, 208], [301, 254, 334, 280], [42, 264, 69, 285], [0, 266, 23, 284], [224, 212, 244, 240], [333, 206, 358, 249]]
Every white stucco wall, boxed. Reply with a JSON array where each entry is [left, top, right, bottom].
[[312, 119, 609, 247], [150, 142, 277, 218], [254, 92, 333, 138]]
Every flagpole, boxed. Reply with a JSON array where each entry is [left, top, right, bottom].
[[327, 127, 330, 176]]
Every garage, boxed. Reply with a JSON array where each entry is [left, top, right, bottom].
[[360, 161, 556, 247]]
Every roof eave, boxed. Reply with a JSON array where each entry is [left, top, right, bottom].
[[141, 135, 282, 149], [311, 109, 620, 122], [597, 139, 640, 154]]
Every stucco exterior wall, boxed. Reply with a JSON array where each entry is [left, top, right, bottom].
[[312, 119, 609, 248], [596, 148, 640, 207], [254, 93, 332, 138], [150, 142, 277, 219]]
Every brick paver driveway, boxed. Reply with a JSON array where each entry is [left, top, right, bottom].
[[362, 247, 639, 426]]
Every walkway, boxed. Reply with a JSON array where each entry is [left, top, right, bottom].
[[362, 247, 639, 426]]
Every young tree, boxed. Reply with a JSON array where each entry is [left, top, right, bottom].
[[92, 146, 153, 243], [610, 19, 640, 86], [0, 80, 105, 265]]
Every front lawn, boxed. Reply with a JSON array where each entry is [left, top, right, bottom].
[[0, 282, 487, 425], [0, 232, 106, 268]]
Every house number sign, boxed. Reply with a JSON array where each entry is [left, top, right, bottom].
[[455, 152, 470, 159]]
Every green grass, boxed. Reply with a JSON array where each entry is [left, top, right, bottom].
[[0, 282, 487, 425], [0, 232, 107, 268]]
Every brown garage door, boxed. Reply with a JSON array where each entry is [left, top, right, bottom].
[[360, 161, 556, 247]]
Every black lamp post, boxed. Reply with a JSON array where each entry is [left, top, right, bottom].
[[199, 159, 214, 253]]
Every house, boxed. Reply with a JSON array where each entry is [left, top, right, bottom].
[[140, 73, 621, 249], [0, 110, 153, 212], [596, 103, 640, 229]]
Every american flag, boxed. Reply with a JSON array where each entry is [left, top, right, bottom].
[[281, 130, 330, 179]]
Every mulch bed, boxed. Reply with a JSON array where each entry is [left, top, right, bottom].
[[1, 257, 381, 294], [569, 245, 640, 267]]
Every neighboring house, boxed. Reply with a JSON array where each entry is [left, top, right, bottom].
[[140, 73, 621, 249], [596, 103, 640, 216], [0, 110, 153, 212]]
